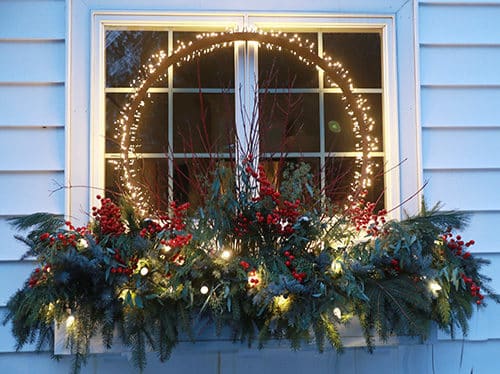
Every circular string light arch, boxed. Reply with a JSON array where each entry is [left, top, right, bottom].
[[112, 30, 380, 215]]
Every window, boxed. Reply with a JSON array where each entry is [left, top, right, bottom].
[[64, 8, 420, 224], [98, 16, 396, 214]]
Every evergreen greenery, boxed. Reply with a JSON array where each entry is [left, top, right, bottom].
[[4, 161, 498, 373]]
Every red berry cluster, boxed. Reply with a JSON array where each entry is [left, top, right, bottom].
[[442, 231, 475, 259], [40, 231, 78, 249], [139, 202, 190, 238], [64, 220, 90, 236], [109, 248, 137, 275], [92, 195, 126, 236], [28, 264, 51, 288], [460, 273, 484, 305], [247, 269, 260, 287], [283, 250, 306, 283], [235, 163, 302, 237], [139, 220, 162, 238], [349, 199, 386, 236], [390, 258, 401, 273], [239, 260, 250, 270]]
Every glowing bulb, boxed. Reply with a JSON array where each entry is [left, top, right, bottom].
[[331, 260, 342, 274], [221, 250, 231, 260], [333, 307, 342, 319], [66, 315, 75, 328], [428, 280, 442, 297], [247, 270, 260, 287], [140, 266, 149, 276], [200, 285, 209, 294], [159, 244, 172, 253], [274, 295, 291, 312]]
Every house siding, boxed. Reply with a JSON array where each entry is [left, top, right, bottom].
[[0, 0, 499, 372], [0, 0, 67, 367], [419, 1, 500, 371]]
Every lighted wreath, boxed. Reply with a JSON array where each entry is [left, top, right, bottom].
[[3, 30, 499, 374], [112, 30, 380, 215]]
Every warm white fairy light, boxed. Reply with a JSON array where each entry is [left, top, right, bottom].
[[140, 266, 149, 276], [200, 285, 209, 295], [333, 307, 342, 319], [114, 30, 379, 214], [221, 249, 232, 260], [428, 280, 442, 297], [66, 315, 75, 328]]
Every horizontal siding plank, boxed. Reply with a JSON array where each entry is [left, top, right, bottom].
[[0, 218, 27, 261], [421, 46, 500, 86], [422, 128, 500, 169], [421, 1, 500, 4], [461, 211, 500, 253], [0, 172, 64, 215], [0, 310, 36, 353], [438, 297, 500, 341], [433, 340, 500, 373], [0, 1, 65, 40], [421, 87, 500, 126], [0, 41, 65, 83], [423, 170, 500, 211], [420, 4, 500, 44], [0, 261, 35, 307], [0, 128, 64, 171], [0, 84, 65, 126]]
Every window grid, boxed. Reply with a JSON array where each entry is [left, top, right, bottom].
[[104, 28, 385, 206]]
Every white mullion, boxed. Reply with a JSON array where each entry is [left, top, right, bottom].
[[167, 29, 174, 203], [318, 31, 326, 198]]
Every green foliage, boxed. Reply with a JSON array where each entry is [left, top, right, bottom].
[[3, 163, 498, 373]]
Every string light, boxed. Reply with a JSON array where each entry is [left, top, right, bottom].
[[66, 315, 75, 328], [221, 250, 232, 260], [333, 307, 342, 319], [428, 280, 442, 297], [200, 285, 209, 294], [114, 30, 379, 215], [140, 266, 149, 276]]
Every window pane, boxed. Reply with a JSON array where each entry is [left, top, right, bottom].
[[259, 157, 320, 190], [259, 33, 318, 88], [173, 32, 234, 88], [324, 93, 383, 152], [173, 158, 234, 206], [106, 30, 168, 88], [323, 33, 381, 88], [106, 93, 168, 153], [173, 93, 235, 153], [325, 157, 385, 208], [259, 93, 320, 153], [106, 158, 170, 210]]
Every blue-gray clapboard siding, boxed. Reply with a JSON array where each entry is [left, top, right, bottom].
[[0, 1, 67, 369], [420, 2, 500, 372]]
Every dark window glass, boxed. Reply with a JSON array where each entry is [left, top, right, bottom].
[[173, 32, 234, 88], [173, 93, 235, 153], [259, 33, 318, 88], [106, 93, 168, 153], [106, 30, 168, 87], [323, 33, 381, 88], [324, 93, 383, 152], [259, 93, 319, 153]]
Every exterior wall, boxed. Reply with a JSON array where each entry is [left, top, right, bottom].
[[0, 0, 499, 372]]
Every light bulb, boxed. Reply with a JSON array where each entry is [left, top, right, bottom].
[[221, 250, 231, 260], [66, 315, 75, 328], [333, 307, 342, 319], [200, 285, 209, 294], [140, 266, 149, 276]]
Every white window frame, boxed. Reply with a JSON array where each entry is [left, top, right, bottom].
[[67, 1, 421, 225]]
